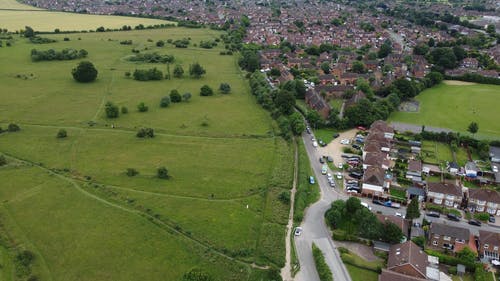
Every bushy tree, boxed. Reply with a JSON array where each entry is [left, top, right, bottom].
[[378, 40, 392, 58], [289, 112, 305, 135], [72, 61, 98, 83], [121, 106, 128, 114], [133, 68, 163, 81], [105, 102, 119, 118], [238, 50, 260, 72], [157, 166, 170, 179], [173, 65, 184, 78], [160, 96, 171, 108], [156, 40, 164, 47], [136, 127, 154, 138], [126, 168, 138, 177], [189, 62, 206, 78], [425, 71, 443, 86], [56, 129, 67, 138], [137, 102, 148, 112], [274, 90, 296, 115], [8, 123, 20, 132], [170, 90, 182, 102], [351, 60, 366, 74], [468, 122, 478, 137], [219, 83, 231, 94], [200, 85, 214, 96], [382, 222, 404, 243], [0, 155, 7, 166], [182, 92, 192, 102], [24, 26, 35, 38], [182, 268, 214, 281]]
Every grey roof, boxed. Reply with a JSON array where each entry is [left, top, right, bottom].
[[408, 187, 425, 197], [430, 222, 470, 240]]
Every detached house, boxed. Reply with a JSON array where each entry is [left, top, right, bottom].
[[386, 241, 429, 279], [468, 189, 500, 216], [478, 230, 500, 262], [428, 223, 475, 254], [426, 182, 463, 208]]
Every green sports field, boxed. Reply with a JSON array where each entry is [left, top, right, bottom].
[[0, 25, 292, 281], [389, 83, 500, 139]]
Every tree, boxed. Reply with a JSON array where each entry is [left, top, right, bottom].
[[157, 166, 170, 179], [486, 24, 496, 35], [378, 40, 392, 58], [456, 247, 477, 265], [182, 268, 214, 281], [189, 62, 206, 78], [160, 96, 171, 108], [413, 43, 429, 55], [0, 155, 7, 166], [406, 197, 421, 221], [382, 221, 404, 244], [320, 62, 330, 74], [7, 123, 20, 132], [200, 85, 214, 96], [121, 106, 128, 114], [156, 40, 164, 47], [56, 129, 67, 138], [269, 67, 281, 77], [425, 72, 443, 86], [173, 65, 184, 78], [467, 122, 478, 137], [238, 50, 260, 72], [289, 112, 305, 135], [306, 111, 322, 129], [274, 90, 296, 115], [72, 61, 98, 83], [182, 92, 192, 102], [24, 26, 35, 38], [126, 168, 138, 177], [105, 102, 119, 118], [137, 102, 148, 112], [219, 83, 231, 94], [170, 89, 182, 102], [136, 127, 154, 138], [351, 60, 366, 74]]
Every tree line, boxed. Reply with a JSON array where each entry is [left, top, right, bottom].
[[31, 48, 88, 62]]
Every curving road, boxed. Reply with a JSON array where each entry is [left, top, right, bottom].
[[294, 130, 352, 281]]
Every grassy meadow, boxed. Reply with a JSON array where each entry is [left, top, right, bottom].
[[0, 23, 292, 281], [389, 83, 500, 139], [0, 0, 173, 31]]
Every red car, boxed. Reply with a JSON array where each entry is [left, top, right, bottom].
[[356, 126, 367, 131]]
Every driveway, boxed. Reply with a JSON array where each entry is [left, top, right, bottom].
[[317, 129, 357, 166]]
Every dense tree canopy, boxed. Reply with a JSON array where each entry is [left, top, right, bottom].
[[72, 61, 98, 83]]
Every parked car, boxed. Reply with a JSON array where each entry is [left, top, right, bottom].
[[494, 166, 499, 173], [312, 141, 318, 147], [338, 163, 344, 169], [309, 176, 315, 184], [319, 157, 325, 164], [352, 144, 361, 150], [333, 133, 340, 139], [330, 181, 336, 188], [489, 216, 496, 223], [340, 139, 350, 145], [395, 212, 405, 218], [447, 213, 460, 221], [318, 139, 326, 147], [372, 200, 384, 205], [336, 172, 343, 179], [294, 227, 303, 236], [427, 211, 440, 218], [306, 128, 311, 134], [468, 219, 482, 226], [349, 172, 363, 179], [326, 156, 333, 162], [357, 126, 367, 131]]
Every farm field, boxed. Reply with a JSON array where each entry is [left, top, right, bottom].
[[0, 25, 292, 281], [389, 83, 500, 139], [0, 0, 173, 31]]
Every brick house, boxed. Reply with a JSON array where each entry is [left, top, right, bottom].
[[468, 188, 500, 216], [370, 120, 395, 139], [363, 152, 391, 170], [387, 241, 429, 279], [426, 182, 463, 208], [427, 223, 475, 254], [478, 230, 500, 262], [305, 89, 331, 119], [362, 166, 389, 197]]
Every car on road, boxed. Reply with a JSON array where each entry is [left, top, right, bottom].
[[494, 166, 499, 173], [468, 219, 482, 226], [309, 176, 315, 184], [395, 212, 405, 218], [336, 172, 343, 179], [340, 139, 350, 145], [333, 133, 340, 139], [312, 141, 318, 147], [447, 213, 460, 221], [319, 157, 325, 164], [413, 222, 421, 227], [330, 181, 336, 188], [372, 199, 384, 205], [427, 211, 440, 218], [294, 227, 303, 236]]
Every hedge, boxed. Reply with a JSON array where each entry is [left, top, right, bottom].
[[424, 249, 475, 271], [312, 243, 333, 281]]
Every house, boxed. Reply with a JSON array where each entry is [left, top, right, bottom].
[[305, 89, 331, 119], [370, 120, 395, 139], [362, 166, 389, 196], [468, 188, 500, 216], [465, 161, 478, 178], [408, 187, 426, 202], [426, 182, 462, 208], [365, 133, 392, 152], [387, 241, 429, 279], [428, 223, 475, 254], [379, 269, 427, 281], [478, 230, 500, 262], [363, 152, 391, 170], [407, 160, 422, 180]]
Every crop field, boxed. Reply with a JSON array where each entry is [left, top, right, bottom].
[[0, 0, 173, 31], [0, 26, 293, 281], [389, 83, 500, 139]]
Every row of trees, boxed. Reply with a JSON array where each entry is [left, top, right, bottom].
[[31, 48, 88, 62], [131, 63, 206, 81], [126, 52, 175, 64]]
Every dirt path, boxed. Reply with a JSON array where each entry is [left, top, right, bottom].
[[281, 139, 299, 281], [317, 129, 358, 166]]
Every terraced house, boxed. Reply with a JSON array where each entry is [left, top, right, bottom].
[[426, 182, 463, 208], [468, 188, 500, 216], [479, 230, 500, 262]]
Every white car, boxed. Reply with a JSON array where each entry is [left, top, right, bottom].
[[312, 141, 318, 147], [338, 163, 344, 169], [294, 227, 303, 236], [361, 202, 372, 211], [336, 172, 343, 179], [340, 139, 350, 145], [395, 212, 405, 218], [494, 166, 499, 173]]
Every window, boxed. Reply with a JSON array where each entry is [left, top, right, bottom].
[[432, 240, 438, 246], [443, 236, 451, 241], [456, 239, 465, 244], [494, 246, 498, 251], [484, 244, 489, 249], [434, 234, 440, 239]]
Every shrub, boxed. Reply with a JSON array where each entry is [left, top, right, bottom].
[[8, 123, 20, 132], [219, 82, 231, 94], [133, 68, 163, 81], [200, 85, 213, 96], [0, 155, 7, 166], [121, 106, 128, 114], [170, 89, 182, 103], [278, 191, 290, 204], [312, 243, 333, 281], [182, 92, 192, 102], [160, 96, 171, 108], [71, 61, 98, 83], [474, 212, 490, 222], [137, 102, 148, 112], [157, 166, 170, 179], [126, 168, 139, 177], [105, 102, 119, 118], [56, 129, 67, 138], [136, 127, 154, 138]]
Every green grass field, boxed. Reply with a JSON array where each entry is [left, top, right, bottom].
[[0, 0, 173, 31], [0, 25, 292, 281], [389, 83, 500, 139]]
